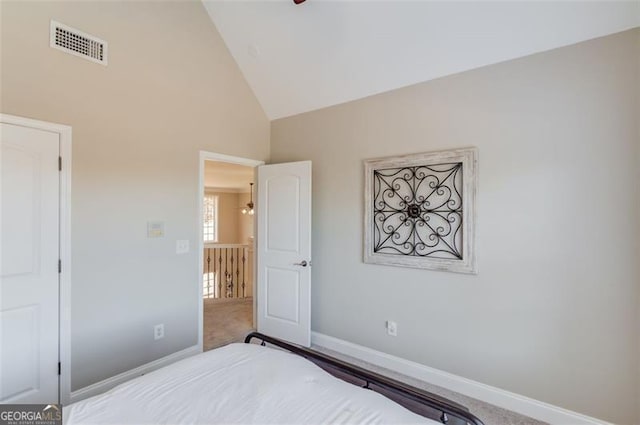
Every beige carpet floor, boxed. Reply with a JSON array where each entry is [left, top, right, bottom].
[[203, 297, 254, 351]]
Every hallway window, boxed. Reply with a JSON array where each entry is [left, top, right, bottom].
[[203, 194, 218, 242]]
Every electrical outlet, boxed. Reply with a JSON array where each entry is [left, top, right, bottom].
[[154, 324, 164, 340], [386, 320, 398, 337]]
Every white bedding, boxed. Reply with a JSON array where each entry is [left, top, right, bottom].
[[65, 343, 437, 425]]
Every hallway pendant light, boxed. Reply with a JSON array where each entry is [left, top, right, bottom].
[[242, 183, 254, 215]]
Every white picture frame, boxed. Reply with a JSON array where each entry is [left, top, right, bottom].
[[364, 147, 478, 274]]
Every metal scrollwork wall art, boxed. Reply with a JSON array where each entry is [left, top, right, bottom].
[[364, 147, 477, 274]]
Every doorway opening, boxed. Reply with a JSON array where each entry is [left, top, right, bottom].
[[199, 154, 262, 351]]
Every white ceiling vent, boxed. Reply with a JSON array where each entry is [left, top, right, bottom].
[[50, 20, 107, 66]]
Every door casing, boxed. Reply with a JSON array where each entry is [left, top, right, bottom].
[[0, 114, 72, 404]]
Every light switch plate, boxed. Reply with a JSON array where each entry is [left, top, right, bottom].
[[176, 240, 189, 254]]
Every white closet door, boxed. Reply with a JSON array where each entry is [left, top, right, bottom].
[[1, 123, 60, 404]]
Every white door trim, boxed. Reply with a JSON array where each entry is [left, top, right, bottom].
[[197, 151, 264, 350], [0, 113, 72, 405]]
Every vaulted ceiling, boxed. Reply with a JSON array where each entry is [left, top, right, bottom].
[[202, 1, 640, 120]]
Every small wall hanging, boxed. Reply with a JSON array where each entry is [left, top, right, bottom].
[[364, 147, 478, 274]]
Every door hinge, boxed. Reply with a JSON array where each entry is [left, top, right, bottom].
[[58, 156, 62, 171], [58, 259, 62, 274], [58, 362, 61, 376]]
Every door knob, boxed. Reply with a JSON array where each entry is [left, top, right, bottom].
[[294, 260, 308, 267]]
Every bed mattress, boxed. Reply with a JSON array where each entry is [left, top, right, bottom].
[[65, 343, 436, 424]]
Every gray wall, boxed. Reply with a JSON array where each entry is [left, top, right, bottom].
[[271, 29, 640, 424], [1, 1, 269, 390]]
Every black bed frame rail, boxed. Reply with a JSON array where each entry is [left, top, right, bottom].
[[244, 332, 484, 425]]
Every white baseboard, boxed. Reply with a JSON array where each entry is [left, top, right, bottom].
[[69, 345, 201, 404], [311, 332, 611, 425]]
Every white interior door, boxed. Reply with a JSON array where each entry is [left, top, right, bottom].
[[0, 123, 60, 404], [256, 161, 311, 347]]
